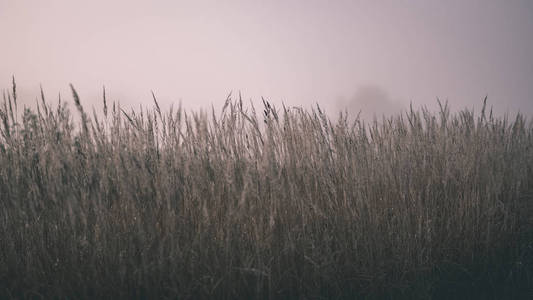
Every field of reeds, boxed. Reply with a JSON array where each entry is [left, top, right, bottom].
[[1, 80, 532, 299]]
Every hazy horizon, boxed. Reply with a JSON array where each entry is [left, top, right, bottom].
[[1, 0, 532, 118]]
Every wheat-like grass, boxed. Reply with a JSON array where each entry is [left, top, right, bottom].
[[0, 82, 532, 299]]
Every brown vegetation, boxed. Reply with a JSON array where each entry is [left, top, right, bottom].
[[0, 80, 532, 299]]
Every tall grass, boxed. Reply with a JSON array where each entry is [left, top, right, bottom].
[[0, 81, 532, 299]]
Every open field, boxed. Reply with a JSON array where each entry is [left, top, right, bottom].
[[1, 82, 532, 299]]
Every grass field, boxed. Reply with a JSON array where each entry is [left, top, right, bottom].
[[1, 81, 532, 299]]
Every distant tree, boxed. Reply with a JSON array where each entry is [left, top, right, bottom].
[[342, 85, 404, 121]]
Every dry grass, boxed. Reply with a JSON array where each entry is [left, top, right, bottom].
[[0, 81, 532, 299]]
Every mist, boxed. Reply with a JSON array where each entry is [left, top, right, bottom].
[[1, 0, 532, 119]]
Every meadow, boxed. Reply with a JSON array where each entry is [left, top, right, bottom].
[[0, 81, 532, 299]]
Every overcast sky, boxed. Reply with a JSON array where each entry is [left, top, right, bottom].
[[1, 0, 532, 118]]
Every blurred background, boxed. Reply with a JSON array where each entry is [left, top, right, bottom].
[[1, 0, 532, 120]]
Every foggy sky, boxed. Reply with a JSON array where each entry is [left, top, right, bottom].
[[1, 0, 532, 118]]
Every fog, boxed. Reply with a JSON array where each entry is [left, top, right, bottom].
[[1, 0, 532, 119]]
